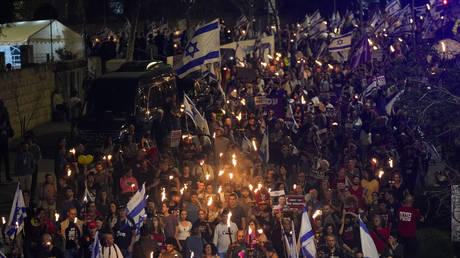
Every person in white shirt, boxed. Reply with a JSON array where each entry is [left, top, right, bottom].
[[103, 232, 124, 258], [213, 210, 238, 258]]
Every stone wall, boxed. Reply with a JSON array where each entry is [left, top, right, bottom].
[[0, 64, 56, 138]]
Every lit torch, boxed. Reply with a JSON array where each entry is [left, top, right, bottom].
[[252, 139, 257, 151], [161, 188, 166, 202], [312, 210, 322, 219], [389, 158, 394, 168], [207, 196, 213, 206]]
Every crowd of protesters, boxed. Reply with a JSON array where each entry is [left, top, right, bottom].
[[0, 16, 437, 258]]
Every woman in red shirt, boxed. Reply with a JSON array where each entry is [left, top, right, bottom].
[[370, 215, 390, 254]]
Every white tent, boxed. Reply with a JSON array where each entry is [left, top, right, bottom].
[[0, 19, 84, 67]]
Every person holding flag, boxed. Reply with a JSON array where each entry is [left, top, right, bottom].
[[359, 214, 380, 258], [113, 203, 137, 258], [5, 183, 27, 257]]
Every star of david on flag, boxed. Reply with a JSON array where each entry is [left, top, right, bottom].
[[176, 19, 220, 78], [185, 42, 199, 58]]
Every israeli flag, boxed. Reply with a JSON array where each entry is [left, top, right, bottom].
[[359, 215, 379, 258], [176, 19, 220, 78], [0, 251, 6, 258], [299, 207, 316, 258], [362, 80, 378, 99], [6, 184, 27, 239], [328, 33, 352, 52], [127, 183, 147, 239], [385, 0, 401, 19], [286, 104, 299, 134], [91, 231, 103, 258], [259, 128, 269, 163], [184, 93, 210, 136]]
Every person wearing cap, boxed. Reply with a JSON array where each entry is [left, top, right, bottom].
[[80, 221, 99, 258], [133, 225, 159, 258], [112, 203, 136, 258]]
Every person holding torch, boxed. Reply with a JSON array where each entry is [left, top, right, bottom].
[[213, 210, 237, 258]]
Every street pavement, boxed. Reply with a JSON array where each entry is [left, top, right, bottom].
[[0, 122, 70, 219]]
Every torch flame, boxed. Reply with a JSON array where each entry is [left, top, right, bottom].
[[312, 210, 322, 219], [218, 170, 224, 176], [55, 212, 59, 222], [207, 196, 213, 206], [257, 228, 263, 234], [378, 169, 385, 179], [389, 158, 394, 168], [249, 184, 254, 191], [218, 185, 222, 193], [227, 212, 232, 227], [236, 113, 242, 121], [252, 139, 257, 151], [161, 188, 166, 202]]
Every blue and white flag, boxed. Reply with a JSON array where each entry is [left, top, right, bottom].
[[127, 183, 147, 240], [386, 89, 404, 115], [299, 207, 316, 258], [0, 251, 6, 258], [91, 231, 103, 258], [328, 33, 352, 52], [259, 128, 269, 163], [6, 184, 27, 239], [359, 215, 379, 258], [184, 93, 210, 136], [286, 104, 299, 134], [362, 80, 379, 99], [385, 0, 401, 19], [176, 19, 220, 78]]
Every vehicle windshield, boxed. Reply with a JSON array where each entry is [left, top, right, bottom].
[[85, 80, 137, 116]]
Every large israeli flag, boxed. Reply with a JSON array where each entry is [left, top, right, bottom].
[[359, 215, 379, 258], [328, 33, 352, 52], [6, 184, 27, 239], [91, 231, 103, 258], [299, 207, 316, 258], [127, 183, 147, 239], [184, 94, 210, 136], [176, 19, 220, 78], [0, 251, 6, 258]]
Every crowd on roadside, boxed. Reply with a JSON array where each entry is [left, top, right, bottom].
[[0, 15, 437, 258]]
